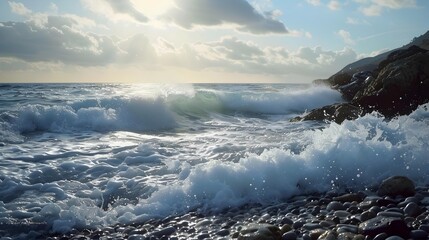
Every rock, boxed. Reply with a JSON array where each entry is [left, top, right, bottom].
[[216, 229, 230, 237], [300, 45, 429, 123], [410, 229, 428, 239], [336, 232, 356, 240], [403, 202, 421, 217], [385, 236, 404, 240], [290, 103, 362, 124], [377, 176, 416, 197], [317, 230, 336, 240], [333, 193, 365, 203], [309, 228, 325, 240], [338, 71, 373, 101], [150, 226, 176, 238], [238, 224, 282, 240], [373, 232, 388, 240], [282, 230, 297, 240], [327, 201, 346, 211], [354, 48, 429, 117], [358, 216, 409, 238], [361, 210, 377, 222]]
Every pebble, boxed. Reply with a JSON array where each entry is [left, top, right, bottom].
[[404, 202, 421, 217], [282, 230, 297, 240], [46, 176, 429, 240], [327, 201, 345, 211]]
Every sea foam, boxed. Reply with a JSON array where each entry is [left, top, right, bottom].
[[44, 103, 429, 232]]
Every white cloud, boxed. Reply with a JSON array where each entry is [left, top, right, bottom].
[[374, 0, 416, 9], [161, 0, 288, 35], [356, 0, 416, 16], [306, 0, 321, 6], [8, 1, 32, 16], [158, 37, 358, 77], [328, 0, 341, 10], [337, 29, 355, 45], [346, 17, 369, 25], [81, 0, 148, 23]]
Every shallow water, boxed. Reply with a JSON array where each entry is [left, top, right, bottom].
[[0, 83, 428, 234]]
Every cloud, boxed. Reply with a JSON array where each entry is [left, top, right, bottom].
[[161, 0, 288, 34], [0, 19, 118, 66], [346, 17, 369, 25], [328, 0, 341, 10], [337, 29, 355, 45], [158, 37, 358, 77], [306, 0, 321, 6], [357, 0, 416, 16], [81, 0, 148, 23], [8, 1, 32, 16]]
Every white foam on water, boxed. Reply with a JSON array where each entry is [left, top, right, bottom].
[[40, 104, 429, 232], [9, 97, 178, 134]]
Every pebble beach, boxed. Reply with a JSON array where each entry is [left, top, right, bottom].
[[16, 176, 425, 240]]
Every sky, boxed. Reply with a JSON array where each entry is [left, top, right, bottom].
[[0, 0, 428, 83]]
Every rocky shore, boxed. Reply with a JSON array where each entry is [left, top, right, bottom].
[[28, 176, 427, 240], [292, 30, 429, 124]]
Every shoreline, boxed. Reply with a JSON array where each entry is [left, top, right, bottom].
[[19, 177, 428, 240]]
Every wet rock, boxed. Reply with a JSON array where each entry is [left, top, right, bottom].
[[327, 201, 345, 211], [316, 230, 336, 240], [361, 210, 377, 222], [358, 216, 409, 238], [354, 47, 429, 117], [336, 232, 356, 240], [377, 176, 415, 197], [373, 232, 388, 240], [290, 103, 362, 124], [151, 226, 176, 238], [238, 224, 281, 240], [309, 228, 325, 240], [410, 229, 428, 239], [403, 202, 421, 217], [216, 229, 230, 237], [333, 193, 365, 203], [384, 236, 404, 240], [281, 230, 297, 240]]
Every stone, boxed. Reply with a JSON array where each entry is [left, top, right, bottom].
[[333, 193, 365, 203], [290, 103, 362, 124], [358, 216, 409, 238], [309, 228, 325, 240], [238, 224, 281, 240], [373, 232, 388, 240], [377, 176, 415, 197], [337, 232, 356, 240], [317, 230, 337, 240], [216, 229, 230, 237], [151, 226, 176, 238], [360, 210, 376, 222], [384, 236, 404, 240], [326, 201, 345, 211], [410, 229, 428, 239], [281, 230, 297, 240], [403, 202, 421, 217]]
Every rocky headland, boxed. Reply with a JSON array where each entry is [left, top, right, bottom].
[[293, 31, 429, 124]]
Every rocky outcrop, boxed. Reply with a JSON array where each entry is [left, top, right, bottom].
[[296, 44, 429, 123]]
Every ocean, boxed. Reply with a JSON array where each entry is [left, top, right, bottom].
[[0, 83, 428, 235]]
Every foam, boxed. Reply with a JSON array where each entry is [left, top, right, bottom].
[[10, 97, 177, 134], [169, 84, 343, 117], [1, 84, 429, 235], [108, 103, 429, 224]]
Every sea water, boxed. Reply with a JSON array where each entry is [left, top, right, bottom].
[[0, 83, 428, 234]]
